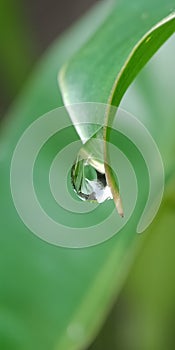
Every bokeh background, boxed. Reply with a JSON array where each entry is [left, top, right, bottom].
[[0, 0, 98, 116], [1, 1, 175, 350]]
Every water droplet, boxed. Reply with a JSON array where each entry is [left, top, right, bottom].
[[71, 155, 113, 204]]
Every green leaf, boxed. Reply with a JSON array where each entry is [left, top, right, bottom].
[[59, 0, 175, 213], [87, 35, 175, 350], [59, 1, 175, 106], [0, 0, 34, 93], [1, 1, 175, 350]]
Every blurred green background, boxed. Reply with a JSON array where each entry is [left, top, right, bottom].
[[0, 0, 98, 116], [0, 1, 175, 350]]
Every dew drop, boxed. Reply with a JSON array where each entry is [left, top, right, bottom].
[[71, 156, 113, 204]]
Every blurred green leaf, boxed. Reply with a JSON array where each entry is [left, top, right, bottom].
[[0, 0, 34, 94], [0, 1, 175, 350]]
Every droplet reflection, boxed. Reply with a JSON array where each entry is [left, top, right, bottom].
[[71, 156, 113, 204]]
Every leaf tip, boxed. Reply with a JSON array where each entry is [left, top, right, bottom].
[[114, 194, 124, 218]]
